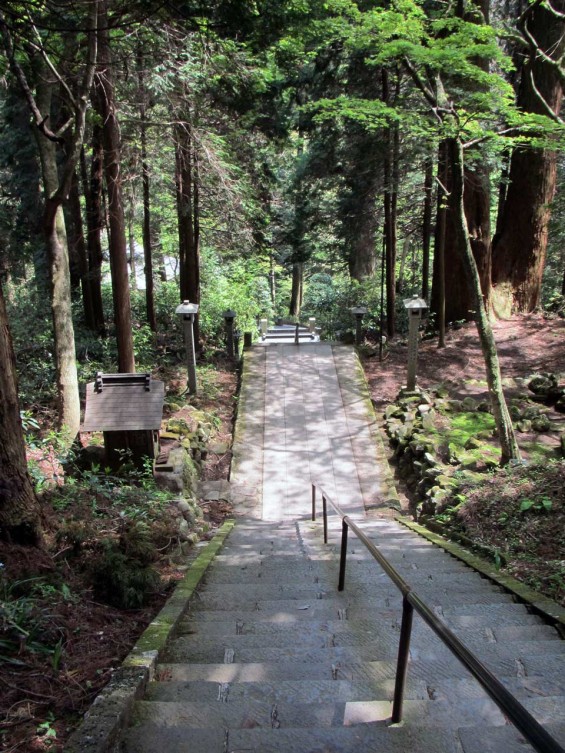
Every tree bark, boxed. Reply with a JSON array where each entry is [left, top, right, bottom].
[[137, 50, 156, 332], [0, 281, 42, 545], [95, 0, 135, 372], [175, 121, 200, 340], [421, 156, 433, 300], [431, 146, 491, 324], [67, 168, 95, 326], [449, 138, 521, 465], [34, 81, 81, 439], [81, 133, 106, 335], [289, 262, 303, 317], [491, 0, 564, 316], [383, 71, 398, 338]]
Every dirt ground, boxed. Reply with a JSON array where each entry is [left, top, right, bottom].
[[365, 312, 565, 408]]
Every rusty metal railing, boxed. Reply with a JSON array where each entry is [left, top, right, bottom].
[[311, 482, 565, 753]]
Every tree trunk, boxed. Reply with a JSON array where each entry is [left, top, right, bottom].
[[433, 142, 448, 347], [95, 1, 135, 372], [289, 262, 303, 317], [81, 134, 106, 335], [491, 0, 564, 316], [67, 168, 95, 326], [127, 199, 137, 290], [34, 81, 81, 439], [175, 121, 200, 340], [431, 143, 491, 324], [383, 71, 397, 338], [449, 138, 520, 465], [0, 281, 42, 545], [421, 156, 433, 300], [137, 50, 156, 332]]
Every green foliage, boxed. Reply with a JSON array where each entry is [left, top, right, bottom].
[[88, 529, 161, 609], [0, 570, 68, 664]]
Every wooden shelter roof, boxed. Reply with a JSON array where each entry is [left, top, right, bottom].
[[82, 373, 165, 432]]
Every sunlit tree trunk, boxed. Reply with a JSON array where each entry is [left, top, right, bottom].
[[421, 156, 433, 300], [449, 138, 520, 465], [34, 80, 81, 439]]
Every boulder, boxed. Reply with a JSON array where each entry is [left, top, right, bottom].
[[531, 414, 551, 433]]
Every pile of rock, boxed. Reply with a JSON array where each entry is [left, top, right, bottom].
[[154, 407, 221, 552], [528, 373, 565, 413], [383, 389, 495, 518]]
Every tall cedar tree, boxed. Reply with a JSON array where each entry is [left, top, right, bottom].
[[491, 0, 565, 315]]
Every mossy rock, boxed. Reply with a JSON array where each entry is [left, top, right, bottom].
[[522, 406, 541, 420], [528, 374, 556, 395], [556, 397, 565, 413], [509, 405, 522, 420], [517, 419, 532, 433], [464, 436, 481, 450], [531, 414, 551, 433], [385, 404, 404, 419], [461, 397, 477, 411], [166, 417, 193, 436], [181, 453, 200, 495]]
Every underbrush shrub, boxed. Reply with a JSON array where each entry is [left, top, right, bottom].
[[88, 539, 161, 609]]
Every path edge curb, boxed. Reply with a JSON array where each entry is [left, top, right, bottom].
[[398, 517, 565, 629], [63, 519, 236, 753]]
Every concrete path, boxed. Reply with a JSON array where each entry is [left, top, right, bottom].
[[230, 343, 398, 521], [117, 342, 565, 753]]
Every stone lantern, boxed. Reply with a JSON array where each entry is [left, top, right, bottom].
[[223, 309, 237, 359], [350, 306, 368, 346], [176, 300, 199, 394], [403, 295, 428, 391]]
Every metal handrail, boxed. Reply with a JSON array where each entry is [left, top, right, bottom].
[[311, 482, 565, 753]]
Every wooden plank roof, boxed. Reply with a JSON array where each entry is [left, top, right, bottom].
[[82, 373, 165, 432]]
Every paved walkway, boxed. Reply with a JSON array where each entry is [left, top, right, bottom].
[[230, 342, 398, 521]]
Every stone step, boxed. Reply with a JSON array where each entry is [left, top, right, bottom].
[[174, 617, 559, 646], [186, 589, 516, 612], [167, 620, 563, 658], [182, 603, 546, 626], [130, 693, 529, 730], [120, 720, 541, 753], [458, 722, 565, 752], [162, 639, 565, 667], [153, 650, 565, 684], [146, 674, 565, 706], [146, 676, 431, 704]]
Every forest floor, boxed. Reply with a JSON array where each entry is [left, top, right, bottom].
[[0, 357, 238, 753], [1, 315, 564, 751], [363, 312, 565, 608]]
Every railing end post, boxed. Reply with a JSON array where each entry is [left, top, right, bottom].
[[311, 484, 316, 521]]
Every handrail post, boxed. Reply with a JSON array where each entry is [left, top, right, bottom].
[[322, 495, 328, 544], [338, 519, 348, 591], [311, 484, 316, 521], [392, 595, 414, 724], [295, 322, 299, 344]]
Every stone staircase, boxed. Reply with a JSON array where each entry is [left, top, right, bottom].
[[263, 324, 316, 342], [118, 517, 565, 753]]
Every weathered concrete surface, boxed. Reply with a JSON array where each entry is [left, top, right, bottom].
[[119, 517, 565, 753]]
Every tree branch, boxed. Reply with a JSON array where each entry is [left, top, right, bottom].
[[0, 12, 64, 144]]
